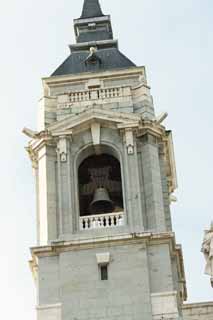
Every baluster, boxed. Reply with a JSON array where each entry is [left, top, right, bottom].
[[108, 216, 113, 227], [98, 217, 102, 228], [103, 216, 106, 227], [113, 215, 117, 226], [92, 218, 95, 229], [82, 219, 86, 230], [118, 215, 124, 226]]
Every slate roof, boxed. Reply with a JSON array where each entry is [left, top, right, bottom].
[[80, 0, 104, 19], [51, 48, 136, 76], [77, 30, 113, 43], [51, 0, 136, 77]]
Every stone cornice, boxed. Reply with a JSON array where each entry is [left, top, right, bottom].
[[182, 301, 213, 309], [31, 232, 176, 257], [42, 66, 145, 87], [30, 231, 186, 300], [24, 109, 177, 193]]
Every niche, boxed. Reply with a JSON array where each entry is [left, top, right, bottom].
[[78, 154, 124, 217]]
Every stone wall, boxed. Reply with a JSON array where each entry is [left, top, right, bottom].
[[183, 302, 213, 320], [37, 242, 154, 320]]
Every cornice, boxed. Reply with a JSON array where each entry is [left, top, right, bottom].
[[31, 232, 176, 257], [42, 66, 145, 87], [30, 231, 186, 300]]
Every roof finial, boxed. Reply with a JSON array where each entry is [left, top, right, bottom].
[[81, 0, 104, 19]]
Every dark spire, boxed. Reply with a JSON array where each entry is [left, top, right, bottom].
[[81, 0, 104, 19], [51, 1, 136, 76]]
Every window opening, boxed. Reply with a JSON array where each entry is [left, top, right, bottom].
[[100, 265, 108, 281], [78, 154, 123, 216]]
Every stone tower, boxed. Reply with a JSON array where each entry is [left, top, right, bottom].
[[26, 1, 188, 319]]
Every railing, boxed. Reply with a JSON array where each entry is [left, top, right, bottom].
[[79, 212, 124, 230], [69, 87, 122, 103]]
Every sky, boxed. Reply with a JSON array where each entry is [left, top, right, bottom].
[[0, 0, 212, 319]]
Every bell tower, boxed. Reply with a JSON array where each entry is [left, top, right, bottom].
[[26, 1, 187, 319]]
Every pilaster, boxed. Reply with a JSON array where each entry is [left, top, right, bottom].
[[140, 134, 166, 232], [122, 128, 144, 232], [37, 143, 57, 244], [56, 136, 73, 237]]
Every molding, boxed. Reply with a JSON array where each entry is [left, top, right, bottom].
[[151, 291, 178, 298], [43, 66, 145, 85], [96, 252, 110, 265], [48, 106, 141, 132], [29, 232, 186, 302], [25, 108, 177, 195], [37, 303, 62, 310], [30, 232, 178, 257], [182, 301, 213, 309]]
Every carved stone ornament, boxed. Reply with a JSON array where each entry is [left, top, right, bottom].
[[57, 137, 68, 162], [26, 146, 38, 169], [201, 221, 213, 287], [125, 129, 134, 155]]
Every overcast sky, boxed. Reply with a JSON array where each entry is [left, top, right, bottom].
[[0, 0, 212, 319]]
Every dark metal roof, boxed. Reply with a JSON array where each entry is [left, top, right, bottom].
[[77, 30, 112, 43], [80, 0, 104, 19], [50, 1, 136, 77], [51, 48, 136, 76]]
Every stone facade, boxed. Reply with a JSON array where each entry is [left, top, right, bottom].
[[183, 302, 213, 320], [24, 1, 213, 320], [31, 233, 185, 320]]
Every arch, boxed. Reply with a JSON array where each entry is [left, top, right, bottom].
[[76, 143, 121, 170], [76, 144, 124, 217]]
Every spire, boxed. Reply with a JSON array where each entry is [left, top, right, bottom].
[[51, 1, 136, 76], [80, 0, 104, 19]]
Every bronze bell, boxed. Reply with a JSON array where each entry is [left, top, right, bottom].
[[89, 187, 114, 215]]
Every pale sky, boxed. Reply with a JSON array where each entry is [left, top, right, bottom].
[[0, 0, 212, 319]]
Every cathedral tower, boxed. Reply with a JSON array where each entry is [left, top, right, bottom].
[[26, 1, 187, 319]]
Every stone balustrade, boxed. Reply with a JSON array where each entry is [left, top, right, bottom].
[[69, 87, 122, 102], [79, 212, 124, 230], [57, 86, 131, 109]]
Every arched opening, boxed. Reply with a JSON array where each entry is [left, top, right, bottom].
[[78, 153, 124, 217]]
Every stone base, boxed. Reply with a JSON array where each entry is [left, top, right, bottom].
[[37, 303, 62, 320], [151, 291, 179, 319]]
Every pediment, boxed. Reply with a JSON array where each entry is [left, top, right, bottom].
[[48, 107, 141, 136]]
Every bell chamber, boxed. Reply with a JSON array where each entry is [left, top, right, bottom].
[[78, 154, 124, 217]]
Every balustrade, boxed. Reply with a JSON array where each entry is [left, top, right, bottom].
[[79, 212, 124, 230], [68, 87, 123, 104]]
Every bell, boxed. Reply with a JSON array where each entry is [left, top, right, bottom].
[[89, 187, 114, 215]]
